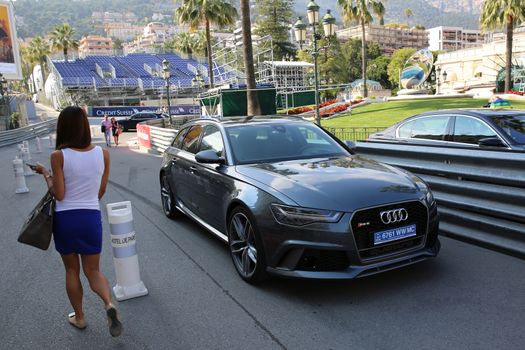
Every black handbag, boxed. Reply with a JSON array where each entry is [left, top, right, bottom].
[[18, 191, 55, 250]]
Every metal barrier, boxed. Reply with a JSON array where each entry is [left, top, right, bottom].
[[0, 119, 57, 148], [355, 141, 525, 258], [138, 115, 198, 154], [326, 127, 386, 141]]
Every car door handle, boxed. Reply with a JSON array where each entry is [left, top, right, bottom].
[[189, 166, 197, 173]]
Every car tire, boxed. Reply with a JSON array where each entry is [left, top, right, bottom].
[[160, 173, 181, 219], [121, 125, 127, 132], [228, 206, 268, 284]]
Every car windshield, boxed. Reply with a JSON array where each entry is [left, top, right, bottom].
[[225, 122, 348, 164], [491, 115, 525, 144]]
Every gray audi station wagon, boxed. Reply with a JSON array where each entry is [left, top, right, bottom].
[[160, 117, 440, 283]]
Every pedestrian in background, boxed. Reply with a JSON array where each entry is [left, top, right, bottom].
[[101, 115, 112, 147], [110, 117, 121, 147], [32, 106, 123, 337]]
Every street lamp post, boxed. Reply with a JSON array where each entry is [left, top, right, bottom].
[[162, 59, 172, 128], [294, 1, 336, 126], [442, 70, 448, 94]]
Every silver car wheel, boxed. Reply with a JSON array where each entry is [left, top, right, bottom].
[[229, 212, 258, 278]]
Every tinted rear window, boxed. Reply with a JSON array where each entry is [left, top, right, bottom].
[[491, 115, 525, 144]]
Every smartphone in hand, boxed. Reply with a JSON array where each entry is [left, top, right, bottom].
[[24, 161, 38, 170]]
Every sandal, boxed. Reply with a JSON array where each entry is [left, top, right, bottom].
[[106, 304, 122, 337], [68, 312, 87, 329]]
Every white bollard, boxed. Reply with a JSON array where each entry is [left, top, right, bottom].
[[90, 126, 96, 137], [106, 201, 148, 301], [23, 140, 29, 149], [20, 147, 34, 176], [48, 134, 55, 149], [35, 136, 43, 153], [13, 157, 29, 194]]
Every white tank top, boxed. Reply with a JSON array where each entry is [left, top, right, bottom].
[[55, 146, 105, 212]]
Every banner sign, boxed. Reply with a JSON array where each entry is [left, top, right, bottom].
[[136, 123, 151, 148], [0, 1, 22, 80], [89, 105, 200, 117]]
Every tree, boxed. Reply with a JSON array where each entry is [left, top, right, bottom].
[[165, 32, 196, 56], [20, 47, 37, 93], [254, 0, 295, 60], [338, 0, 385, 97], [404, 8, 413, 23], [49, 24, 78, 62], [387, 47, 416, 90], [29, 36, 51, 87], [367, 55, 391, 89], [480, 0, 525, 92], [176, 0, 237, 88], [240, 0, 261, 116]]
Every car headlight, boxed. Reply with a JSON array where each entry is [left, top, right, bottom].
[[270, 204, 343, 226], [425, 190, 435, 205], [412, 176, 436, 205]]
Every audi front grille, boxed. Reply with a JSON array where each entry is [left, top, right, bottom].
[[350, 201, 428, 260]]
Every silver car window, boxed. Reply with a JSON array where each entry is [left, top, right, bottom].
[[398, 116, 449, 140], [453, 116, 497, 144]]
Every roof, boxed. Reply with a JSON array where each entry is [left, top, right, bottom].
[[264, 61, 314, 68], [190, 116, 308, 127]]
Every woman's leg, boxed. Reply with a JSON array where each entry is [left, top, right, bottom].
[[81, 254, 112, 306], [61, 253, 84, 320]]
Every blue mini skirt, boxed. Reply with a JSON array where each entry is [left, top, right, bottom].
[[53, 209, 103, 255]]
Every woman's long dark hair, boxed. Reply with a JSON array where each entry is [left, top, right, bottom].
[[55, 106, 91, 150]]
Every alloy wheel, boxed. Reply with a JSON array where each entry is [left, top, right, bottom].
[[229, 212, 258, 278]]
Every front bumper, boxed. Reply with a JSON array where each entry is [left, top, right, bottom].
[[267, 239, 440, 279], [259, 200, 440, 280]]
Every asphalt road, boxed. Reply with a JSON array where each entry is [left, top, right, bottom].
[[1, 128, 524, 350]]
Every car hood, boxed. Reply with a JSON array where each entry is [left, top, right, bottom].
[[235, 156, 422, 212]]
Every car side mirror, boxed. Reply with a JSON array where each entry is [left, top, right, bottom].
[[345, 140, 357, 153], [195, 150, 226, 164], [478, 137, 506, 148]]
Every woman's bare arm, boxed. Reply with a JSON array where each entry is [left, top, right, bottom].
[[99, 148, 110, 199]]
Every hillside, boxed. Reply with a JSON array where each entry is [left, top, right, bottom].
[[13, 0, 482, 39]]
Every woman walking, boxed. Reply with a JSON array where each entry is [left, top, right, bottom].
[[33, 106, 122, 337], [111, 117, 121, 146], [101, 115, 112, 147]]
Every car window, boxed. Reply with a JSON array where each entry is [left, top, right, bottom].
[[199, 126, 224, 156], [226, 122, 347, 164], [491, 115, 525, 144], [398, 116, 449, 140], [172, 127, 189, 148], [182, 125, 203, 154], [453, 116, 497, 144]]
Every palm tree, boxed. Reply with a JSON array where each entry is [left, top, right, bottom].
[[49, 24, 78, 62], [176, 0, 237, 88], [240, 0, 260, 116], [170, 32, 196, 56], [28, 36, 51, 88], [404, 8, 413, 23], [338, 0, 385, 97], [480, 0, 525, 92], [375, 1, 386, 25], [20, 47, 37, 92]]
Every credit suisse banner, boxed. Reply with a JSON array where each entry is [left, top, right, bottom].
[[136, 123, 151, 148], [89, 105, 200, 117]]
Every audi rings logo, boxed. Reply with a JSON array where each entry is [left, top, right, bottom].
[[380, 208, 408, 224]]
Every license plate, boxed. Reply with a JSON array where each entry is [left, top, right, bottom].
[[374, 224, 417, 245]]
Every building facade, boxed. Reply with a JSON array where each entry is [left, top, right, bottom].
[[435, 27, 525, 94], [102, 23, 144, 42], [427, 26, 486, 52], [78, 35, 114, 58], [123, 22, 176, 54], [336, 24, 429, 55]]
